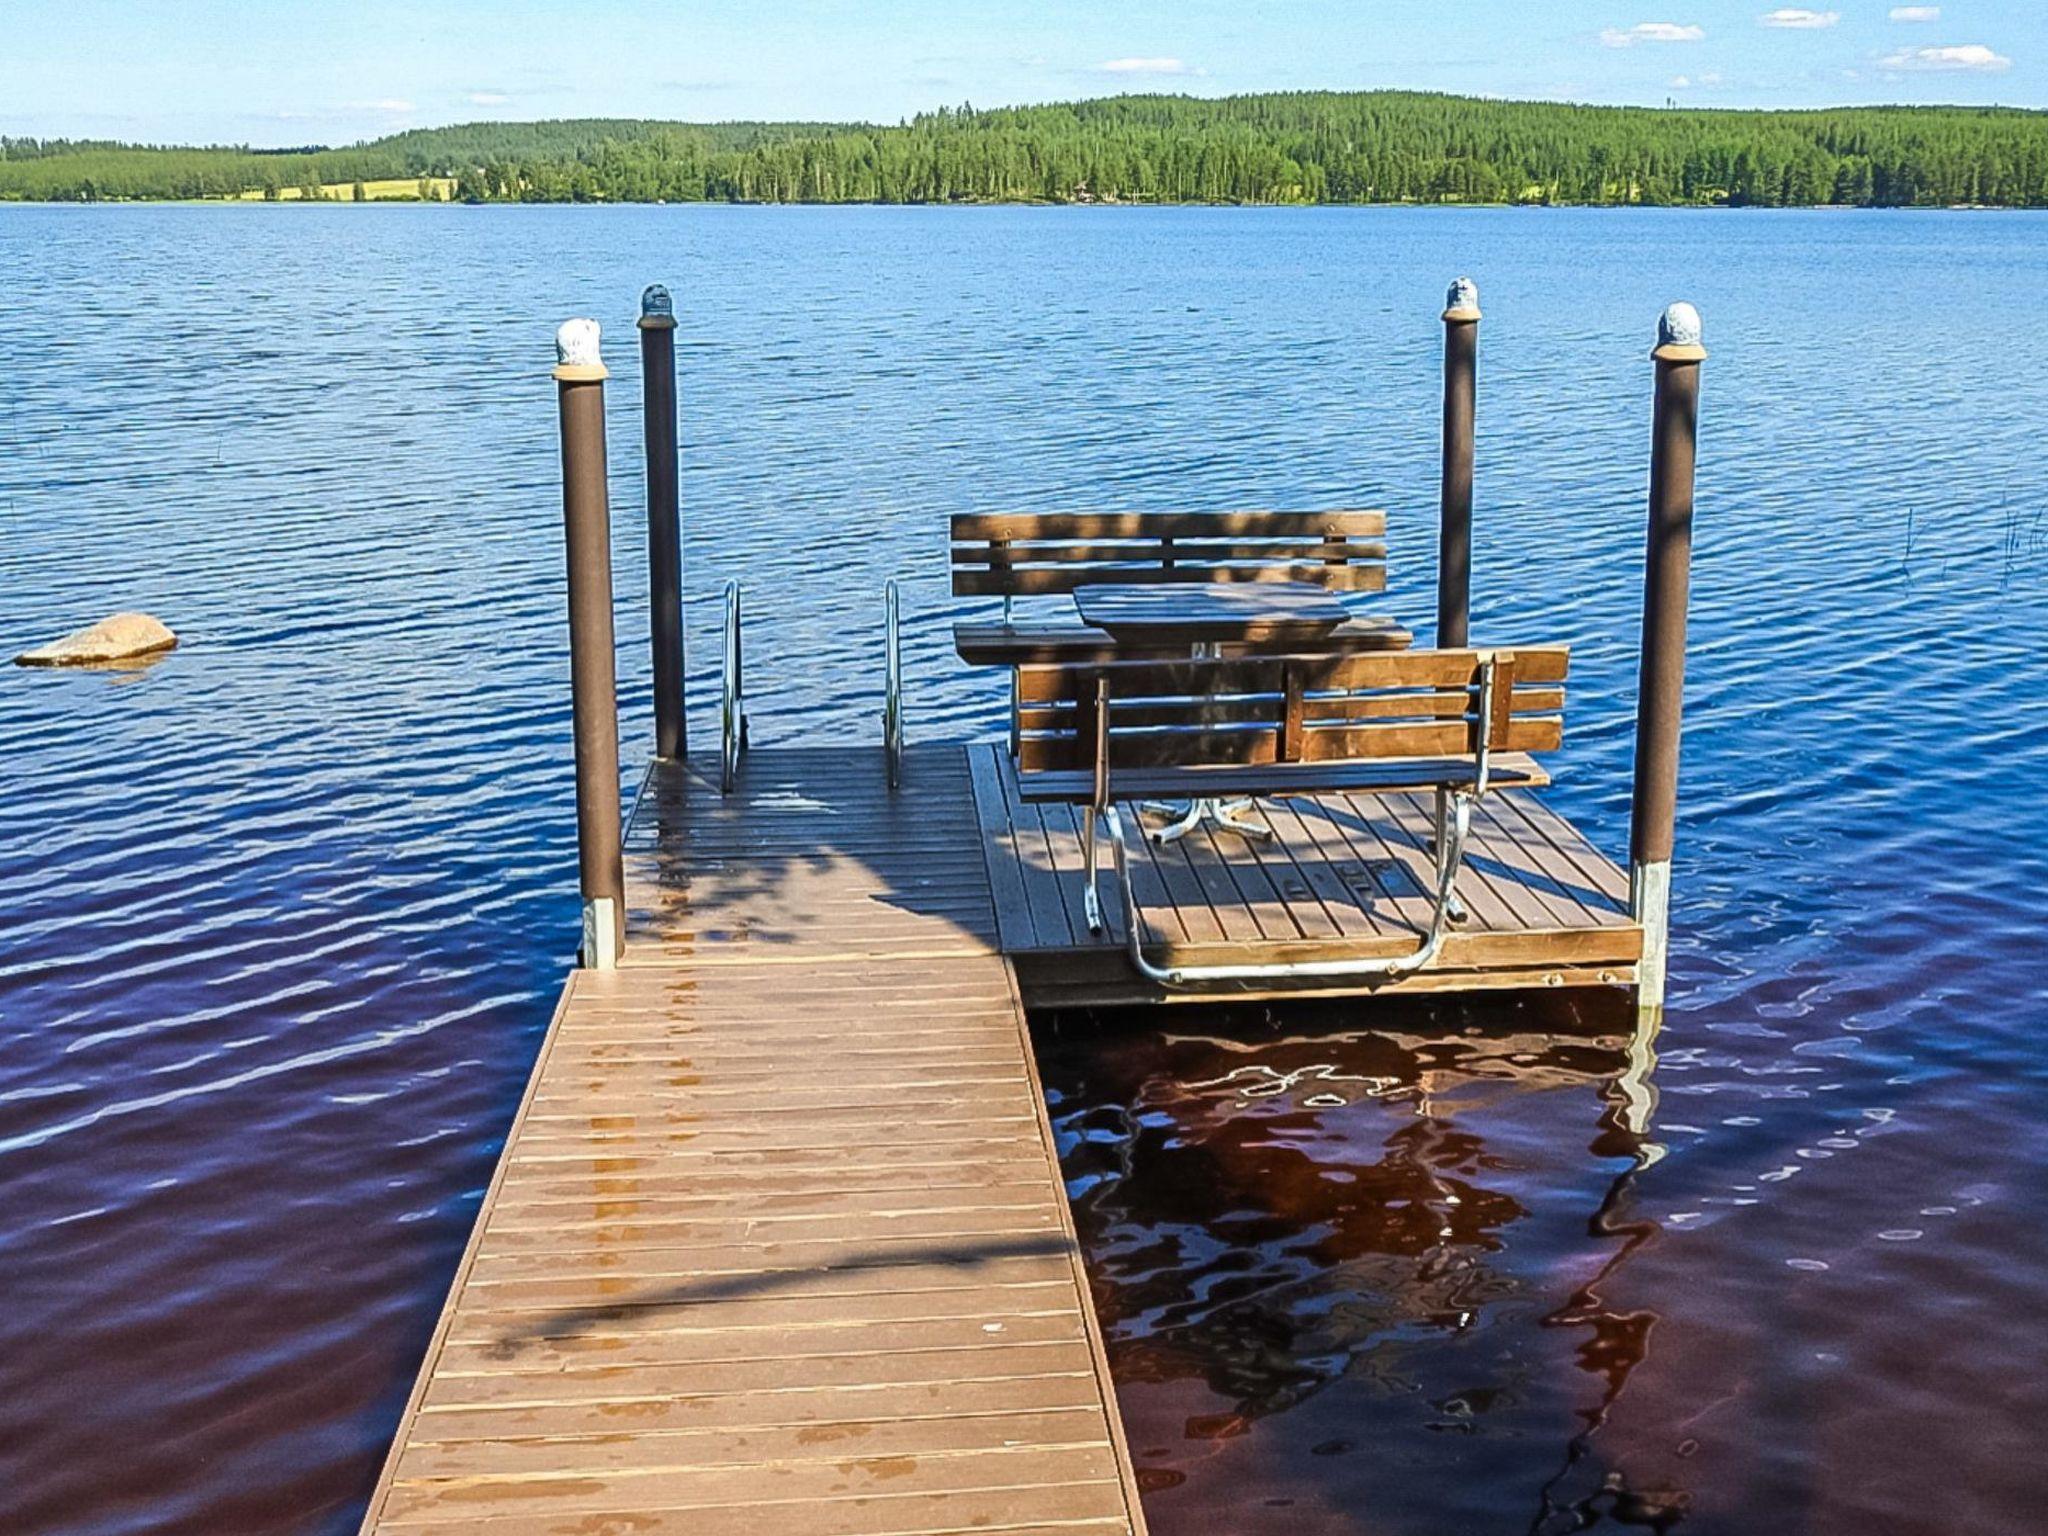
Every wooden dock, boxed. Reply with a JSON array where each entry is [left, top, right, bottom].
[[351, 289, 1713, 1533], [361, 744, 1637, 1534], [357, 748, 1147, 1535]]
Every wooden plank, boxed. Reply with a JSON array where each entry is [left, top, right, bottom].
[[1016, 646, 1569, 701], [967, 742, 1040, 955], [403, 1370, 1112, 1446], [1016, 753, 1552, 801], [1012, 951, 1637, 1009], [951, 509, 1387, 540], [1464, 792, 1605, 933], [952, 538, 1387, 565], [955, 564, 1387, 596], [1497, 789, 1633, 914], [378, 1480, 1131, 1535], [1195, 817, 1306, 944], [358, 748, 1146, 1536], [953, 616, 1413, 667], [1017, 799, 1081, 952], [379, 1445, 1128, 1526], [1231, 798, 1346, 942], [393, 1406, 1112, 1478], [1253, 793, 1395, 942], [1019, 684, 1565, 732]]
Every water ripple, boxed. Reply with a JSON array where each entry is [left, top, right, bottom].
[[2, 204, 2046, 1535]]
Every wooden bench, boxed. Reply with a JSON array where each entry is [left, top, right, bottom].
[[1013, 646, 1569, 987], [951, 510, 1410, 667]]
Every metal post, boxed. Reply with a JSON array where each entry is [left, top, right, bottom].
[[554, 319, 625, 969], [638, 284, 685, 760], [1438, 277, 1480, 648], [1630, 302, 1705, 1019]]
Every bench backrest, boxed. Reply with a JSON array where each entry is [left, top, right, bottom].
[[1014, 648, 1567, 774], [951, 510, 1387, 599]]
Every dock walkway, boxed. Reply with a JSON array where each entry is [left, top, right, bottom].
[[357, 747, 1148, 1535]]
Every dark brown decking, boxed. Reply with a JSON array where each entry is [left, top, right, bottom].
[[361, 742, 1637, 1534]]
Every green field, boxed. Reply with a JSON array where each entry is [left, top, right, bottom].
[[230, 177, 455, 202]]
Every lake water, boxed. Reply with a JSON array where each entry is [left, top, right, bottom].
[[2, 203, 2045, 1535]]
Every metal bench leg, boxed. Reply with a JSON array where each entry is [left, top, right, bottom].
[[1144, 796, 1273, 843], [1214, 798, 1275, 839], [1434, 787, 1469, 923], [721, 580, 746, 794], [1082, 805, 1103, 932]]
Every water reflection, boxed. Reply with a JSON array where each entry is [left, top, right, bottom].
[[1038, 995, 1681, 1534]]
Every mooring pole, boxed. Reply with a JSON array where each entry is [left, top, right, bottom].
[[1630, 302, 1705, 1020], [638, 284, 686, 760], [1437, 277, 1481, 648], [554, 318, 625, 970]]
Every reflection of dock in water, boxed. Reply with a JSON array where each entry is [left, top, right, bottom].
[[1037, 1003, 1672, 1532]]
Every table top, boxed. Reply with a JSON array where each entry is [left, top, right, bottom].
[[1072, 580, 1350, 648]]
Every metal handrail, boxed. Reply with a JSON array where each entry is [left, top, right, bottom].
[[720, 579, 747, 794], [883, 579, 903, 789]]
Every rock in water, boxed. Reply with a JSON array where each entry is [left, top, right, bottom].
[[16, 612, 178, 667]]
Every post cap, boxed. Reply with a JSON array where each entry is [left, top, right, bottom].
[[553, 318, 608, 381], [1653, 301, 1707, 362], [1442, 276, 1481, 323], [638, 283, 677, 330]]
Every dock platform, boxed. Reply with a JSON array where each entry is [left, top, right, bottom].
[[359, 744, 1638, 1534]]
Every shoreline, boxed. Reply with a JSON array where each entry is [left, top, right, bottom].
[[4, 197, 2038, 212]]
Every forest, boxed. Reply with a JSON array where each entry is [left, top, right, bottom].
[[5, 91, 2046, 207]]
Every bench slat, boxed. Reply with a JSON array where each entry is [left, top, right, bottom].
[[953, 617, 1412, 668], [956, 563, 1387, 596], [1018, 685, 1566, 733], [1015, 754, 1553, 804], [950, 539, 1388, 565], [1015, 646, 1568, 703], [951, 510, 1388, 598], [1016, 715, 1563, 772], [953, 510, 1386, 541]]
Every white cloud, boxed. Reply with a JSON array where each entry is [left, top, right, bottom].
[[1669, 74, 1692, 87], [467, 91, 509, 107], [350, 99, 415, 114], [1601, 22, 1706, 47], [1760, 9, 1840, 28], [1889, 6, 1941, 20], [1879, 42, 2013, 72], [1096, 57, 1194, 75], [1670, 71, 1725, 87]]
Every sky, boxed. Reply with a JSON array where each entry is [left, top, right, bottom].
[[3, 0, 2041, 147]]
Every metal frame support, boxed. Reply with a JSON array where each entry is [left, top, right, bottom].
[[554, 318, 625, 969], [639, 284, 685, 761], [1630, 301, 1706, 1020], [1439, 277, 1481, 648], [1101, 800, 1471, 987], [883, 579, 904, 789], [720, 579, 747, 794], [1080, 657, 1499, 988]]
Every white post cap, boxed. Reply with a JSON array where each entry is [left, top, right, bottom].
[[554, 318, 607, 380], [1443, 276, 1482, 321], [1654, 302, 1706, 360]]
